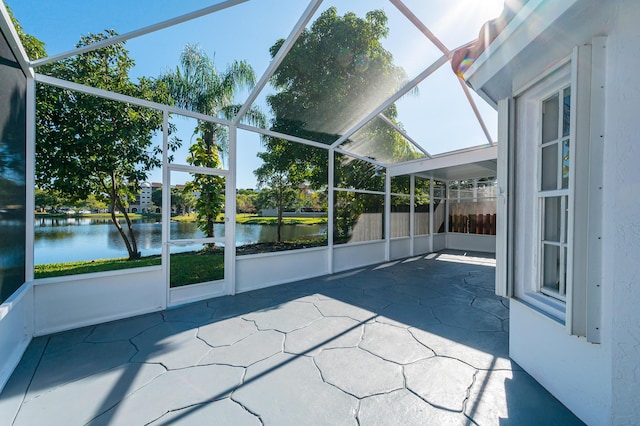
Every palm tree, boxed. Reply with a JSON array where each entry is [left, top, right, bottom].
[[161, 45, 265, 238]]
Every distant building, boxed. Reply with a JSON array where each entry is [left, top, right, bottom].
[[125, 182, 153, 213]]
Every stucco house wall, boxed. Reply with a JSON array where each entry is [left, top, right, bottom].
[[603, 1, 640, 422], [463, 1, 640, 424]]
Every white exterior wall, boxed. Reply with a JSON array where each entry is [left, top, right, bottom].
[[603, 1, 640, 421], [235, 247, 330, 293], [333, 241, 386, 272], [413, 235, 431, 255], [389, 238, 411, 260], [445, 234, 495, 254], [432, 234, 446, 251], [507, 2, 640, 424], [510, 301, 610, 425], [0, 285, 33, 393], [32, 267, 165, 336]]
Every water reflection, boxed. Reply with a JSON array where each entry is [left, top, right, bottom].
[[35, 217, 326, 264]]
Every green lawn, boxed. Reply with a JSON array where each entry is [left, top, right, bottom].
[[35, 211, 327, 225], [171, 213, 327, 225], [169, 250, 224, 287], [35, 250, 225, 287], [35, 256, 161, 278], [236, 214, 327, 225]]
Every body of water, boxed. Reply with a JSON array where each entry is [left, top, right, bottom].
[[34, 217, 327, 264]]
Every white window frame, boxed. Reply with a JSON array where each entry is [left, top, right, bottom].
[[514, 61, 573, 321], [536, 86, 573, 302], [511, 41, 604, 340]]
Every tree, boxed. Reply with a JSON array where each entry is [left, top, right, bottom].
[[259, 7, 420, 241], [176, 186, 197, 215], [160, 45, 265, 238], [34, 188, 58, 212], [7, 5, 46, 60], [36, 30, 175, 260], [236, 189, 258, 214], [254, 155, 302, 242], [79, 194, 108, 212], [254, 139, 314, 241], [266, 7, 417, 158], [151, 188, 163, 211]]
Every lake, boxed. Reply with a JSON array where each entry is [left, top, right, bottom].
[[34, 217, 327, 264]]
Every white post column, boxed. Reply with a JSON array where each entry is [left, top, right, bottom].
[[225, 125, 238, 295], [445, 181, 450, 239], [385, 171, 391, 261], [161, 110, 170, 308], [25, 77, 35, 283], [410, 174, 415, 257], [328, 148, 334, 274], [429, 177, 434, 252]]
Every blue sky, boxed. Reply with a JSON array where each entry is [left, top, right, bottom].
[[9, 0, 503, 188]]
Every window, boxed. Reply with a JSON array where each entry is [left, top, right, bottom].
[[538, 88, 571, 301], [513, 61, 573, 321], [501, 42, 604, 340]]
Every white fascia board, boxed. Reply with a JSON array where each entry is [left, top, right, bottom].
[[388, 144, 497, 177], [0, 2, 33, 77], [463, 0, 579, 91]]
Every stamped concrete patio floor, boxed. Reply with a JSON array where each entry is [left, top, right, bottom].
[[0, 251, 583, 425]]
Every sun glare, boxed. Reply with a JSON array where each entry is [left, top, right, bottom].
[[430, 0, 506, 49]]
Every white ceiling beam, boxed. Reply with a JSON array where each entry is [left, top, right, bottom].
[[387, 144, 498, 176], [236, 123, 330, 151], [30, 0, 249, 68], [35, 73, 234, 126], [334, 147, 387, 168], [331, 54, 449, 148], [233, 0, 324, 125]]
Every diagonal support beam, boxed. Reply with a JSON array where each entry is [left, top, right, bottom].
[[30, 0, 248, 68], [331, 54, 449, 148], [392, 0, 495, 146], [457, 77, 495, 145], [378, 113, 432, 158], [233, 0, 324, 125], [390, 0, 450, 57], [334, 147, 387, 168]]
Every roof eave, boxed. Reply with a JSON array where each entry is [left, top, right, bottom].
[[462, 0, 580, 99]]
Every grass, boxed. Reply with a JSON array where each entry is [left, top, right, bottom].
[[171, 213, 197, 222], [236, 214, 327, 225], [35, 250, 224, 287], [36, 211, 327, 225], [171, 213, 326, 225], [169, 249, 224, 287], [35, 256, 161, 278]]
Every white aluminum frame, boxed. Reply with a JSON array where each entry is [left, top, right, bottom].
[[536, 83, 572, 303], [15, 0, 502, 309], [513, 60, 571, 322], [29, 0, 250, 68]]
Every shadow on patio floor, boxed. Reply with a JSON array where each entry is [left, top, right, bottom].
[[0, 250, 584, 425]]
